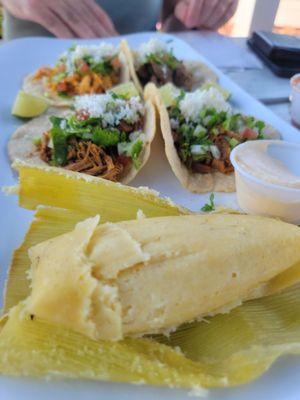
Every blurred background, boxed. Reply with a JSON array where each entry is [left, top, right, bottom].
[[220, 0, 300, 36], [0, 0, 298, 38]]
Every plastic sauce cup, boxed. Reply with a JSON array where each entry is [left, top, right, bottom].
[[291, 73, 300, 128], [230, 140, 300, 224]]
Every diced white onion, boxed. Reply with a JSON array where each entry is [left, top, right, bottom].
[[170, 118, 179, 130], [193, 125, 206, 136], [190, 144, 209, 155], [210, 145, 221, 159]]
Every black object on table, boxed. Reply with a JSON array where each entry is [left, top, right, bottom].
[[248, 31, 300, 78]]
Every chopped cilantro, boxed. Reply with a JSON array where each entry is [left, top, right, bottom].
[[131, 139, 143, 169], [50, 116, 65, 128], [145, 51, 179, 70], [201, 193, 215, 212], [92, 60, 113, 75], [255, 120, 265, 134], [228, 138, 239, 149], [51, 126, 68, 166], [69, 43, 77, 52], [92, 128, 120, 147]]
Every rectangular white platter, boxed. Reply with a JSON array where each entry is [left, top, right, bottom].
[[0, 32, 300, 400]]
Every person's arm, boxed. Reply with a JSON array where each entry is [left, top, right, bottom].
[[2, 0, 117, 38], [162, 0, 238, 31]]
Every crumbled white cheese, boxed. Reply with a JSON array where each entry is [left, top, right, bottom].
[[60, 43, 118, 74], [74, 94, 144, 126], [137, 38, 168, 64], [179, 87, 232, 122], [188, 386, 209, 398]]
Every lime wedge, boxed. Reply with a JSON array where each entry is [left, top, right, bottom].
[[110, 82, 139, 99], [12, 91, 49, 118], [201, 82, 231, 100], [159, 83, 181, 107]]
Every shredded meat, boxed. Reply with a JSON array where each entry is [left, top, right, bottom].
[[38, 134, 124, 181], [38, 131, 52, 163], [36, 114, 143, 181], [211, 134, 234, 174], [64, 139, 123, 181], [191, 162, 213, 174], [172, 130, 181, 143], [117, 117, 144, 133], [174, 127, 241, 175], [173, 64, 193, 91], [118, 120, 134, 133], [33, 56, 121, 96], [136, 61, 193, 91], [189, 134, 235, 175]]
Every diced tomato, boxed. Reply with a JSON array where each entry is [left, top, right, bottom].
[[76, 109, 90, 121], [111, 57, 121, 69], [79, 61, 90, 74], [241, 128, 258, 140], [56, 81, 68, 93]]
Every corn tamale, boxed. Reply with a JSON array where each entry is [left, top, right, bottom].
[[24, 214, 300, 341]]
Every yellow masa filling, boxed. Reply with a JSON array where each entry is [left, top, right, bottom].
[[26, 213, 300, 341]]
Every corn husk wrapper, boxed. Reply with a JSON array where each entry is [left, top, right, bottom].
[[14, 161, 186, 218], [1, 286, 300, 388], [2, 162, 300, 389]]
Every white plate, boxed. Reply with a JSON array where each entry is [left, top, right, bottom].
[[0, 32, 300, 400]]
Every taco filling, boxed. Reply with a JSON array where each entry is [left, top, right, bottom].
[[168, 88, 268, 174], [33, 44, 122, 98], [135, 39, 193, 90], [35, 92, 145, 181]]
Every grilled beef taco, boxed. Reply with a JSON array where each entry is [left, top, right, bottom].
[[145, 83, 280, 193], [23, 43, 130, 107], [8, 86, 155, 184], [121, 38, 217, 94]]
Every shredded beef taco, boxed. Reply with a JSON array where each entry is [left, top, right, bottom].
[[23, 43, 130, 107], [145, 83, 280, 193], [121, 38, 217, 94], [8, 88, 155, 184]]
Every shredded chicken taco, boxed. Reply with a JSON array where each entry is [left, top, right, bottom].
[[146, 83, 280, 193], [121, 38, 217, 94], [23, 43, 130, 107], [8, 87, 155, 184]]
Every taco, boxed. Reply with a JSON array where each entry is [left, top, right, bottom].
[[8, 85, 155, 184], [121, 38, 217, 94], [23, 43, 130, 107], [145, 83, 280, 193]]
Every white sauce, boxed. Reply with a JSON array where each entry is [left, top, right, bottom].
[[232, 140, 300, 224], [236, 141, 300, 189]]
